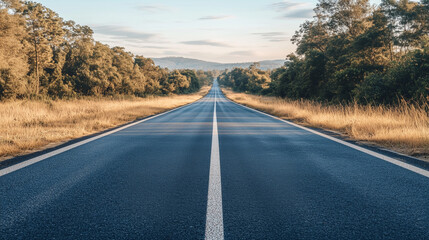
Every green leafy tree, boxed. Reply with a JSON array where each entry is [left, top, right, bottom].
[[0, 6, 29, 99], [18, 1, 65, 94], [222, 0, 428, 104]]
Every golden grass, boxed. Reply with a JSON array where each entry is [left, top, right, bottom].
[[223, 89, 429, 157], [0, 87, 210, 160]]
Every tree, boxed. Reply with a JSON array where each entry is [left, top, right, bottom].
[[17, 1, 65, 94], [164, 70, 190, 94], [180, 70, 200, 93], [382, 0, 429, 51], [134, 56, 163, 94], [0, 0, 210, 99], [0, 6, 29, 99]]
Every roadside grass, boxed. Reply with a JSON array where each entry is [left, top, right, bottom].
[[222, 89, 429, 158], [0, 87, 210, 160]]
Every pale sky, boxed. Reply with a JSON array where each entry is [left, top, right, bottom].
[[36, 0, 381, 63]]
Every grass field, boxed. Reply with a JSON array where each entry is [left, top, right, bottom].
[[222, 89, 429, 159], [0, 87, 209, 160]]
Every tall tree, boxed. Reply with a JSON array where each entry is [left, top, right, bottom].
[[382, 0, 429, 51], [18, 1, 65, 94], [0, 5, 29, 99]]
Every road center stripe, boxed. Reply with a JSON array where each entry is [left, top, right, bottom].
[[205, 88, 224, 240]]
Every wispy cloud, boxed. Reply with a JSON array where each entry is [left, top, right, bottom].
[[253, 32, 289, 42], [128, 45, 167, 50], [181, 40, 231, 47], [137, 5, 171, 13], [282, 9, 314, 19], [270, 1, 309, 12], [198, 15, 234, 20], [229, 51, 255, 56], [254, 32, 284, 38], [270, 1, 314, 19], [269, 39, 288, 42], [99, 42, 168, 51], [162, 50, 183, 56], [93, 25, 157, 41]]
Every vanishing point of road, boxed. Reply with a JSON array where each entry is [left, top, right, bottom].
[[2, 82, 429, 239]]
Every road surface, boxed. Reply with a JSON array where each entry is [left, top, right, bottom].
[[1, 82, 429, 239]]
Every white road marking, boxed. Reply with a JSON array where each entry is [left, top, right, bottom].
[[205, 88, 224, 240], [224, 93, 429, 179], [0, 101, 199, 177]]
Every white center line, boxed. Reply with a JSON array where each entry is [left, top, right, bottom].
[[205, 87, 224, 240]]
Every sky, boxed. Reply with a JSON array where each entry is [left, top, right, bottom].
[[36, 0, 381, 63]]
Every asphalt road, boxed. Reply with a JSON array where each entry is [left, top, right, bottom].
[[1, 82, 429, 239]]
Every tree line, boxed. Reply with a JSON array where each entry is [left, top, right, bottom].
[[219, 0, 428, 105], [0, 0, 214, 100]]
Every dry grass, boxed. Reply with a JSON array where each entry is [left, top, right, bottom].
[[0, 87, 209, 160], [223, 89, 429, 158]]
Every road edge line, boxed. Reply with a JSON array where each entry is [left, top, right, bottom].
[[222, 92, 429, 179], [0, 97, 204, 177]]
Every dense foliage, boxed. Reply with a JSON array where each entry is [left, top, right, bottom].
[[219, 0, 428, 104], [218, 63, 271, 94], [0, 0, 213, 99]]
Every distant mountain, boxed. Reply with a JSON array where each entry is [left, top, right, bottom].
[[152, 57, 286, 70]]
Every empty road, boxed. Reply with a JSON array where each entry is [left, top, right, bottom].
[[1, 82, 429, 239]]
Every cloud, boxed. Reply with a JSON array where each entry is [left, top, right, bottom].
[[162, 50, 183, 56], [93, 25, 157, 41], [125, 44, 167, 49], [254, 32, 284, 38], [199, 15, 234, 20], [270, 1, 309, 12], [142, 46, 168, 49], [137, 5, 171, 13], [269, 39, 288, 42], [270, 1, 314, 19], [181, 40, 231, 47], [282, 9, 314, 19], [229, 51, 255, 56], [253, 32, 289, 42]]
